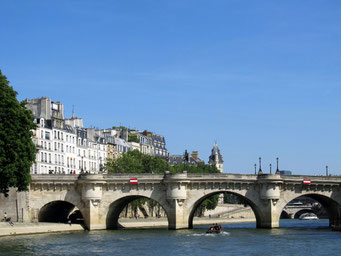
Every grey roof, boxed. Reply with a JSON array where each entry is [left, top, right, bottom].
[[64, 124, 75, 133], [115, 137, 131, 148], [169, 152, 204, 166]]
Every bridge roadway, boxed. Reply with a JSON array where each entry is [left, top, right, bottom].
[[13, 172, 341, 230]]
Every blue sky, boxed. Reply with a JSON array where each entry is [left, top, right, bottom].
[[1, 0, 341, 175]]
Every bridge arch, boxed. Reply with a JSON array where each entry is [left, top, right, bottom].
[[106, 195, 170, 229], [277, 192, 341, 226], [38, 200, 86, 227], [187, 191, 262, 229]]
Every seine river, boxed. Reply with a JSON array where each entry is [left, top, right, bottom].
[[0, 220, 339, 256]]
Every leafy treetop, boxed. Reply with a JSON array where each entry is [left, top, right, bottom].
[[0, 70, 36, 196]]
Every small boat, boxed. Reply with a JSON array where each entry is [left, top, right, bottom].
[[206, 224, 223, 233], [299, 213, 319, 220]]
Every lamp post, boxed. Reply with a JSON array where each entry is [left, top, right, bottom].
[[258, 157, 263, 174], [254, 164, 257, 175], [326, 165, 329, 176], [270, 164, 272, 174], [276, 157, 279, 174]]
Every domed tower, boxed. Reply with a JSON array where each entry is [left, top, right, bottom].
[[208, 142, 224, 173]]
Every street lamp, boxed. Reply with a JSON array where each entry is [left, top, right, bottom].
[[254, 164, 257, 175], [276, 157, 280, 174], [258, 157, 263, 175], [270, 164, 272, 174], [326, 165, 329, 176]]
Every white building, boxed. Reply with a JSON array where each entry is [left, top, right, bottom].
[[26, 97, 107, 174]]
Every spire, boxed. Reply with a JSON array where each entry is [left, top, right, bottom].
[[209, 141, 223, 173], [209, 141, 223, 164]]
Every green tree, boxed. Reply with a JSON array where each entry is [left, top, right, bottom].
[[195, 194, 220, 217], [106, 150, 168, 174], [0, 70, 36, 196]]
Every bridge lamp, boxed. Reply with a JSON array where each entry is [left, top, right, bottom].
[[326, 165, 329, 176], [254, 164, 257, 175], [276, 157, 280, 174], [270, 164, 272, 174], [258, 157, 263, 175]]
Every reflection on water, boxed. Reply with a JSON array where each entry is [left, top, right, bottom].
[[0, 220, 339, 256]]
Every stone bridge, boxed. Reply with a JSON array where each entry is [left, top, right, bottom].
[[12, 172, 341, 230]]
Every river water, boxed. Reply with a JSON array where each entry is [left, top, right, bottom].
[[0, 219, 339, 256]]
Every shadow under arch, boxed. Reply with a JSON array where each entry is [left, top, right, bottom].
[[188, 191, 261, 229], [38, 200, 86, 229], [280, 211, 290, 219], [279, 193, 341, 227], [106, 195, 169, 230]]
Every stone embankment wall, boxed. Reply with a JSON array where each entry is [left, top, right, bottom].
[[0, 188, 28, 222], [204, 204, 255, 219]]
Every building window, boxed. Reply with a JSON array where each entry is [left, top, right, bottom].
[[45, 131, 50, 140], [41, 152, 44, 162]]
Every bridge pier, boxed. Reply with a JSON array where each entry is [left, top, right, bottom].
[[256, 199, 280, 228], [256, 174, 283, 228], [167, 199, 189, 230], [164, 171, 190, 230], [82, 199, 105, 230], [80, 180, 106, 230]]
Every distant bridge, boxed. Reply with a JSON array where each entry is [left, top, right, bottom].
[[282, 204, 326, 219], [3, 172, 341, 230]]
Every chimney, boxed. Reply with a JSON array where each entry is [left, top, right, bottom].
[[191, 151, 199, 160]]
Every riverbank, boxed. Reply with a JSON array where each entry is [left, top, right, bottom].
[[0, 217, 256, 237], [0, 222, 84, 237]]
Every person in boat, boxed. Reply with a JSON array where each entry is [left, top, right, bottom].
[[207, 224, 223, 233], [214, 223, 223, 231]]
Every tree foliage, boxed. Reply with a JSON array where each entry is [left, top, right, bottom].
[[106, 150, 220, 175], [106, 150, 168, 174], [0, 70, 36, 196], [128, 134, 139, 143]]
